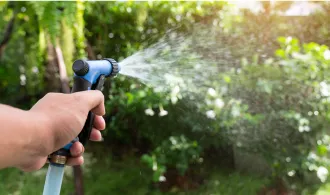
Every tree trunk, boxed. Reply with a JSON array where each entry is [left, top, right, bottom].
[[55, 43, 70, 93], [73, 166, 84, 195], [86, 42, 96, 60], [45, 41, 61, 92]]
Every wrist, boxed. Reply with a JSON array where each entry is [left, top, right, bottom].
[[12, 110, 53, 171], [26, 110, 54, 156]]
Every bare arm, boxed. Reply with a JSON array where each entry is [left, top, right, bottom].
[[0, 105, 43, 169], [0, 90, 106, 171]]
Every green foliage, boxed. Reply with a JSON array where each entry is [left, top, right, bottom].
[[29, 2, 76, 44], [84, 1, 227, 60], [0, 2, 84, 106], [220, 37, 330, 190], [141, 135, 202, 182]]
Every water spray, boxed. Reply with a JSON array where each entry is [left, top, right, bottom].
[[43, 58, 120, 195]]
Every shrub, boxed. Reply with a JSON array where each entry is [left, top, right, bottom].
[[141, 135, 202, 182]]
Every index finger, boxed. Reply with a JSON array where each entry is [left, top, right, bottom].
[[72, 90, 105, 116]]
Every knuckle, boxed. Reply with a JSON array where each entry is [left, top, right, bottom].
[[72, 93, 82, 103], [95, 90, 104, 99], [45, 92, 56, 98]]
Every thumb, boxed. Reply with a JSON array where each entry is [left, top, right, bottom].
[[72, 90, 105, 116]]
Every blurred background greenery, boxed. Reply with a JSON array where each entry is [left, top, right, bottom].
[[1, 1, 330, 194]]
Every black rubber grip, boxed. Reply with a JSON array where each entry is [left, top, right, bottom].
[[79, 112, 95, 146], [71, 76, 92, 92], [71, 76, 94, 146]]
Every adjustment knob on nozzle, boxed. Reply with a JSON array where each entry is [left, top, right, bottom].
[[104, 58, 119, 77], [73, 60, 89, 76]]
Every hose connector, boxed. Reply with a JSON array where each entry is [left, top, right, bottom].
[[48, 138, 78, 165]]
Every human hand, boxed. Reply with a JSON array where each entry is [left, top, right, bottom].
[[18, 91, 106, 171]]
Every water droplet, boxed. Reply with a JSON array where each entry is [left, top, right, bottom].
[[108, 33, 114, 38]]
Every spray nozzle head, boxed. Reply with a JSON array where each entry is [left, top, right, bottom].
[[72, 58, 120, 84], [103, 58, 120, 77]]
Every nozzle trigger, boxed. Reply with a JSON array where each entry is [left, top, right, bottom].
[[93, 75, 106, 91]]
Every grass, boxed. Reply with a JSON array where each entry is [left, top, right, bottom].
[[3, 150, 330, 195], [0, 153, 271, 195], [0, 154, 152, 195], [190, 171, 269, 195], [0, 141, 281, 195]]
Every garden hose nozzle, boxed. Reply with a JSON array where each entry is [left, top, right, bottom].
[[48, 58, 120, 165]]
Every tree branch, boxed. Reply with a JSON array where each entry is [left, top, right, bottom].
[[0, 10, 17, 59], [55, 40, 71, 93]]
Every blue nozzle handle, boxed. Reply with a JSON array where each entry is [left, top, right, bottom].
[[70, 58, 119, 145], [71, 58, 119, 145]]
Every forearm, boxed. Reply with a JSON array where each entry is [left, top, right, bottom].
[[0, 104, 46, 169]]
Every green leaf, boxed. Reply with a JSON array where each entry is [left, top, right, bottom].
[[224, 75, 231, 83], [318, 145, 328, 156], [277, 36, 286, 44], [275, 49, 286, 58], [126, 92, 134, 104], [141, 154, 153, 167]]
